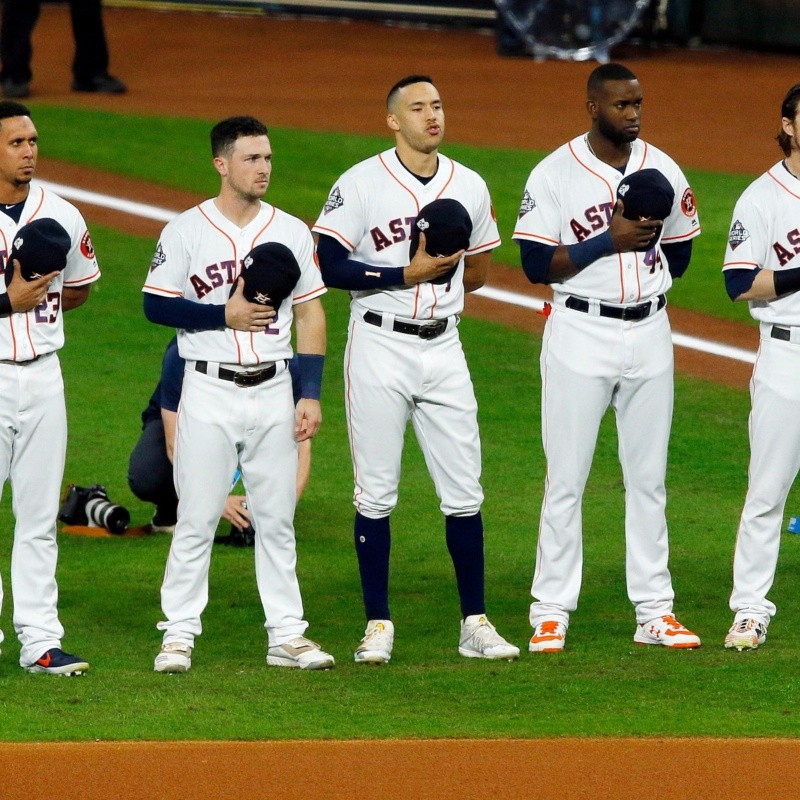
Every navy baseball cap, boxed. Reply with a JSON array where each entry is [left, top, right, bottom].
[[239, 242, 301, 307], [5, 218, 71, 285], [617, 169, 675, 223], [409, 198, 472, 285]]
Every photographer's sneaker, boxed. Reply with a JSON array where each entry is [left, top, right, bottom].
[[634, 615, 701, 649], [154, 641, 192, 673], [529, 619, 567, 653], [150, 511, 176, 534], [26, 648, 89, 676], [459, 615, 520, 660], [724, 617, 767, 651], [267, 636, 335, 670], [355, 620, 394, 664]]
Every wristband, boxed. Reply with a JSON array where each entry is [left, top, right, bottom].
[[566, 230, 614, 271], [773, 266, 800, 297], [0, 293, 12, 317], [296, 353, 324, 400]]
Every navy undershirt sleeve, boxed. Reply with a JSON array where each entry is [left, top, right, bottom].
[[724, 268, 760, 301], [661, 240, 693, 279], [519, 240, 557, 284], [317, 234, 407, 290], [143, 293, 226, 330]]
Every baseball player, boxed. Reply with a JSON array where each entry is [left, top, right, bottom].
[[0, 100, 99, 675], [128, 337, 312, 540], [143, 115, 333, 673], [513, 63, 702, 653], [722, 84, 800, 651], [313, 75, 519, 664]]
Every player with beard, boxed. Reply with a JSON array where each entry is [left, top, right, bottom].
[[513, 63, 702, 653]]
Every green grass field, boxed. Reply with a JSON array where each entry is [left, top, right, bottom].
[[1, 106, 797, 742]]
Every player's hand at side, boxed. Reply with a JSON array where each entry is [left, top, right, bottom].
[[295, 398, 321, 442], [221, 494, 251, 529], [403, 232, 464, 285], [225, 279, 276, 332], [6, 263, 59, 312], [609, 200, 662, 252]]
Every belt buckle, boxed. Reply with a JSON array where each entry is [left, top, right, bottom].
[[620, 304, 646, 322], [418, 320, 447, 339], [234, 370, 263, 388]]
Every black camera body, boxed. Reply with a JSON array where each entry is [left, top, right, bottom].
[[59, 484, 130, 535]]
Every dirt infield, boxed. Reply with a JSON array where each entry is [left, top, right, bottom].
[[12, 4, 800, 797]]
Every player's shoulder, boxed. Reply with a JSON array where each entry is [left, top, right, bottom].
[[745, 162, 795, 200], [637, 139, 684, 173], [266, 202, 312, 234], [526, 139, 575, 178], [32, 181, 84, 222], [337, 151, 385, 182], [439, 152, 492, 189]]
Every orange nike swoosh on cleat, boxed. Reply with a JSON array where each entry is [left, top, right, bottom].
[[37, 652, 52, 667]]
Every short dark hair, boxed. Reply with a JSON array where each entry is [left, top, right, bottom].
[[0, 100, 31, 124], [210, 116, 268, 158], [777, 83, 800, 156], [387, 74, 434, 109], [587, 62, 637, 97]]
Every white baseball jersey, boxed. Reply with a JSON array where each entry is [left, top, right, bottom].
[[513, 134, 700, 303], [312, 148, 500, 319], [143, 199, 325, 364], [0, 182, 100, 361], [722, 161, 800, 325]]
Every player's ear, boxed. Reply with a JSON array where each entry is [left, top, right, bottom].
[[386, 113, 400, 132], [781, 116, 796, 138], [213, 156, 228, 178]]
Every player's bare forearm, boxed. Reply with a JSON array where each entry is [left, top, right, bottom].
[[161, 409, 177, 463], [61, 285, 91, 312], [225, 279, 275, 332], [735, 269, 778, 301], [295, 399, 322, 441], [294, 297, 326, 355], [463, 251, 491, 293]]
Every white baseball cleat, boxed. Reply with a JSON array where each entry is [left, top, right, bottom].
[[354, 619, 394, 665], [634, 615, 701, 649], [267, 636, 335, 670], [724, 617, 767, 651], [529, 619, 567, 653], [459, 615, 519, 660], [154, 641, 192, 673]]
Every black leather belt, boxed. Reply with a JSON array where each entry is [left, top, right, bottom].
[[0, 352, 50, 366], [363, 310, 450, 340], [771, 325, 792, 342], [194, 360, 277, 387], [565, 294, 666, 322]]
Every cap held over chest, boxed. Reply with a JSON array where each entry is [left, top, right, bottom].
[[617, 168, 674, 223], [409, 198, 472, 285], [238, 242, 301, 307], [5, 218, 71, 285]]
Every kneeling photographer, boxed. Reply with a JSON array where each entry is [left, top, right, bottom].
[[128, 336, 312, 545]]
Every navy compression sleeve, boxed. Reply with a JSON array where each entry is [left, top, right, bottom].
[[143, 293, 226, 330], [317, 234, 406, 290], [519, 240, 557, 284], [661, 240, 693, 279], [724, 268, 761, 301]]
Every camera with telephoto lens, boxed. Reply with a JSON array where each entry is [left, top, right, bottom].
[[58, 483, 130, 535]]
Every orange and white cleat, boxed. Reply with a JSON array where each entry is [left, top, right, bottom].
[[529, 619, 567, 653], [634, 615, 701, 649]]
